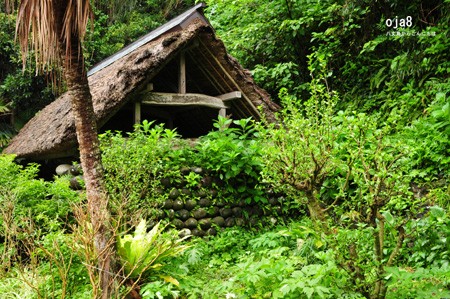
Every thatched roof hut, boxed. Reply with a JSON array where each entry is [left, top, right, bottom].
[[3, 3, 278, 160]]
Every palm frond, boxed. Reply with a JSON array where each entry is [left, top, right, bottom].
[[16, 0, 59, 72], [15, 0, 93, 73]]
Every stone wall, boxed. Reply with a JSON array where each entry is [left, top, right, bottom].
[[58, 163, 292, 237]]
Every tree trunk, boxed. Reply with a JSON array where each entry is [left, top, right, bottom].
[[65, 60, 114, 299], [56, 3, 114, 297], [16, 0, 115, 295], [306, 191, 329, 233]]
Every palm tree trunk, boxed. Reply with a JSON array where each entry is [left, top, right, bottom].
[[15, 0, 115, 295], [65, 58, 114, 299], [59, 8, 114, 299]]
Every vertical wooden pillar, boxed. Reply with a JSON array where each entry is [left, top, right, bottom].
[[179, 52, 186, 94], [134, 101, 141, 124], [135, 83, 152, 125], [219, 108, 226, 117]]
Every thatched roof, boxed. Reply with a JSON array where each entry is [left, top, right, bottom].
[[3, 4, 278, 160]]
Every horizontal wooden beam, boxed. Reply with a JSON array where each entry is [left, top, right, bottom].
[[142, 92, 228, 109], [217, 91, 241, 101]]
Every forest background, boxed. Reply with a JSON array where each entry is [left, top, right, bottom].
[[0, 0, 449, 298]]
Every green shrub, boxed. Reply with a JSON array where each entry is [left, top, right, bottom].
[[259, 70, 342, 226], [0, 268, 41, 298], [385, 266, 450, 299], [100, 121, 188, 221], [258, 58, 433, 297], [0, 155, 81, 272], [406, 92, 450, 178], [117, 220, 189, 279], [117, 219, 189, 298], [403, 206, 450, 268], [164, 220, 363, 298], [37, 232, 92, 299], [0, 155, 80, 234], [194, 116, 266, 204], [100, 118, 270, 227]]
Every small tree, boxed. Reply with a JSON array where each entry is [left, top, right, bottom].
[[261, 56, 416, 298], [340, 112, 414, 298], [260, 55, 342, 229]]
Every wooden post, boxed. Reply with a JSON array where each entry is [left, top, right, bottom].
[[219, 108, 226, 117], [134, 101, 141, 124], [136, 83, 152, 124], [179, 53, 186, 94]]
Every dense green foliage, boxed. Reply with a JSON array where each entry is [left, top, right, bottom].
[[206, 0, 450, 112], [0, 155, 80, 235], [0, 155, 91, 298], [141, 214, 449, 298], [1, 0, 450, 298]]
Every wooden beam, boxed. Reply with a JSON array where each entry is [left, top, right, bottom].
[[142, 92, 228, 109], [217, 91, 241, 101], [195, 48, 233, 91], [138, 82, 154, 95], [197, 44, 253, 118], [199, 40, 261, 117], [187, 49, 225, 94], [179, 53, 186, 94]]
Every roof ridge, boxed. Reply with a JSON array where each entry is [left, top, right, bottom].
[[87, 2, 207, 76]]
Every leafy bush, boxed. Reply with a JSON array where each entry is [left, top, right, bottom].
[[404, 206, 450, 268], [36, 232, 92, 299], [100, 120, 187, 221], [0, 155, 80, 235], [117, 220, 189, 280], [0, 155, 81, 275], [140, 280, 180, 299], [405, 92, 450, 177], [258, 57, 437, 297], [0, 268, 43, 298], [259, 66, 342, 225], [194, 116, 266, 204], [385, 266, 450, 299]]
